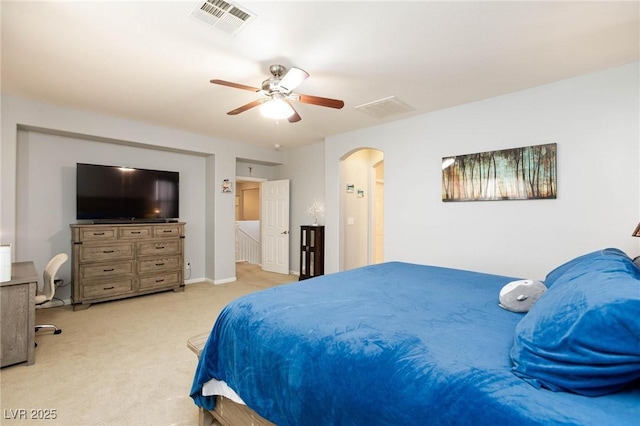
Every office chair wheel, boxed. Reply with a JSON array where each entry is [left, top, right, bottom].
[[54, 329, 62, 334]]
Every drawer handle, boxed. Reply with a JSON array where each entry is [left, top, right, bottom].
[[103, 286, 115, 290], [131, 231, 141, 234], [162, 230, 172, 233], [103, 268, 115, 272], [155, 279, 165, 283], [103, 250, 115, 253], [155, 245, 165, 250], [93, 232, 105, 236], [155, 262, 165, 266]]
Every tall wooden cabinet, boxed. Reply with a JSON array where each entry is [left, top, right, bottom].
[[299, 225, 324, 280], [70, 222, 185, 310]]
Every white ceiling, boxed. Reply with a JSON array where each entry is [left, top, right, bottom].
[[2, 1, 638, 150]]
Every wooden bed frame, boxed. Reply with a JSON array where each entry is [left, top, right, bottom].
[[188, 332, 275, 426]]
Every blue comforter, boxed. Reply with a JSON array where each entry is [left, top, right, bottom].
[[191, 262, 640, 425]]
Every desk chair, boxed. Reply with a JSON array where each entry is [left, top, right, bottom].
[[35, 253, 68, 335]]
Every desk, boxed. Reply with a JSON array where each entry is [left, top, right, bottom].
[[1, 261, 37, 367]]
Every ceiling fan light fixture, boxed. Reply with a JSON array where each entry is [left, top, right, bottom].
[[211, 64, 344, 121], [260, 97, 295, 120], [279, 67, 309, 93]]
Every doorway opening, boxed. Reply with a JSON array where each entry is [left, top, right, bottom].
[[235, 177, 265, 272], [235, 177, 290, 276], [339, 148, 384, 271]]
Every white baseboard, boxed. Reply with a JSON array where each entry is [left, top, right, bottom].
[[178, 277, 233, 285]]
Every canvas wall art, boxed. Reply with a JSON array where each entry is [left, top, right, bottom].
[[442, 143, 557, 201]]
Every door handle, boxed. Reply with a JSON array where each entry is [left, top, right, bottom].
[[281, 230, 289, 235]]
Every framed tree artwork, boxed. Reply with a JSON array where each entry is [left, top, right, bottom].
[[442, 143, 557, 201]]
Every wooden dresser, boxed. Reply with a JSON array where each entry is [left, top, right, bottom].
[[70, 222, 185, 310]]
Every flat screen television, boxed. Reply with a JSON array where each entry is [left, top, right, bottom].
[[76, 163, 179, 222]]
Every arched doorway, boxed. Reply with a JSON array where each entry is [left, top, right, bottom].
[[339, 148, 384, 271]]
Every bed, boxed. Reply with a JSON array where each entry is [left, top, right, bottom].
[[190, 248, 640, 425]]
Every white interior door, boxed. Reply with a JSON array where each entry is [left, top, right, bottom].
[[261, 179, 290, 274]]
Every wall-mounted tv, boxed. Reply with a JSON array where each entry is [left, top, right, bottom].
[[76, 163, 179, 223]]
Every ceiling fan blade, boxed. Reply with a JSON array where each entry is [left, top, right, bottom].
[[210, 79, 260, 92], [296, 94, 345, 109], [227, 98, 268, 115], [287, 101, 302, 123], [279, 67, 309, 93]]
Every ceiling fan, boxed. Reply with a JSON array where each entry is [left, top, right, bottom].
[[210, 64, 345, 123]]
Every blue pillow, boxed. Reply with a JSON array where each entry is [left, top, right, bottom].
[[511, 249, 640, 396], [543, 248, 628, 288]]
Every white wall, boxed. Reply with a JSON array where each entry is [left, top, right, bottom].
[[236, 160, 275, 180], [274, 142, 325, 275], [7, 63, 637, 290], [325, 63, 640, 280], [1, 95, 285, 288], [237, 220, 260, 242], [14, 130, 206, 300]]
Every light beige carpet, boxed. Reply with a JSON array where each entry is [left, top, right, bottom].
[[0, 263, 297, 425]]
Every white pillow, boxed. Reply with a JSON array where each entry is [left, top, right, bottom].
[[499, 279, 547, 313]]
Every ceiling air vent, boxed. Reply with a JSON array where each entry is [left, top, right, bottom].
[[191, 0, 256, 35], [355, 96, 415, 119]]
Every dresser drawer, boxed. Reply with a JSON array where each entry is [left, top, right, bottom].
[[79, 243, 134, 262], [137, 240, 181, 257], [80, 261, 134, 280], [77, 227, 117, 242], [119, 226, 152, 239], [138, 256, 180, 274], [153, 225, 182, 238], [82, 279, 134, 299], [139, 272, 181, 290]]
